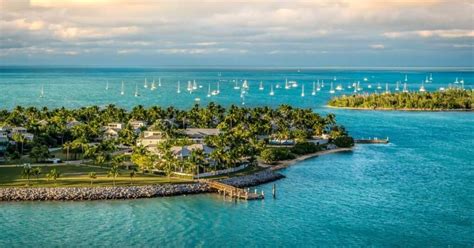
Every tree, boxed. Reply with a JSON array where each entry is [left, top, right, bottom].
[[21, 164, 33, 185], [32, 167, 42, 181], [12, 133, 26, 155], [107, 165, 120, 186], [29, 145, 50, 162], [333, 136, 354, 148], [129, 169, 136, 185], [88, 172, 97, 185], [46, 168, 60, 184]]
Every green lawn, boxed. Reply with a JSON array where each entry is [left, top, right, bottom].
[[0, 164, 192, 187]]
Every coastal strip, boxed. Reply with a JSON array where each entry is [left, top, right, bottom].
[[326, 105, 473, 112], [268, 147, 353, 171], [0, 170, 285, 201]]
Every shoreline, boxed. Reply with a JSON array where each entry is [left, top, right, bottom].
[[326, 105, 473, 112], [0, 148, 351, 202]]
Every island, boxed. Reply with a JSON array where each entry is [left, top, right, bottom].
[[0, 103, 354, 201], [327, 88, 473, 111]]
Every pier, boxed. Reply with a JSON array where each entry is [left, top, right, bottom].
[[355, 137, 389, 144], [204, 180, 264, 200]]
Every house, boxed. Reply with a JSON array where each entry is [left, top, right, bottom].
[[106, 122, 123, 130], [11, 127, 27, 134], [22, 133, 35, 141], [171, 144, 214, 159], [66, 120, 81, 129], [129, 120, 146, 130], [138, 131, 165, 147], [0, 133, 8, 156], [183, 128, 220, 144], [37, 120, 49, 126], [0, 126, 11, 132], [103, 128, 120, 140]]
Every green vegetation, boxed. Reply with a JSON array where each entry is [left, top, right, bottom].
[[328, 89, 473, 110], [0, 103, 351, 187], [333, 136, 354, 148]]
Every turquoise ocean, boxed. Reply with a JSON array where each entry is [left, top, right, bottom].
[[0, 67, 472, 247]]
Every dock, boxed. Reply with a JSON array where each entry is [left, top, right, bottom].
[[205, 180, 264, 200], [355, 137, 389, 144]]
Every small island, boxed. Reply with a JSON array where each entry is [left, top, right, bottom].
[[327, 88, 473, 111], [0, 103, 354, 201]]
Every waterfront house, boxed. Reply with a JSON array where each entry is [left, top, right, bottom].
[[129, 120, 146, 131], [0, 133, 8, 157], [138, 131, 165, 147], [106, 123, 123, 130], [66, 120, 81, 129], [171, 144, 214, 159], [183, 128, 220, 144], [103, 128, 120, 140]]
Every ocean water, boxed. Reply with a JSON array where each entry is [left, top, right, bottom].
[[0, 67, 473, 247]]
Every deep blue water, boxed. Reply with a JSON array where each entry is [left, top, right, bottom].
[[0, 67, 473, 247]]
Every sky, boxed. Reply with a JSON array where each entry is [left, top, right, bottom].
[[0, 0, 473, 67]]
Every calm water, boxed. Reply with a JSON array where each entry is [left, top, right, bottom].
[[0, 67, 473, 247]]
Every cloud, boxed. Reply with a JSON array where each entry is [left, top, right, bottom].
[[0, 0, 472, 66]]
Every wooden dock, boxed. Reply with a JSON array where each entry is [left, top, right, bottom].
[[205, 180, 264, 200], [355, 137, 389, 144]]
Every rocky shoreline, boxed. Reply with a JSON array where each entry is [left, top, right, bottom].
[[0, 169, 284, 201]]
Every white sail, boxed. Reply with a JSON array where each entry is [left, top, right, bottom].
[[429, 73, 433, 82], [316, 80, 321, 91], [177, 81, 181, 93], [144, 78, 148, 88], [312, 81, 316, 95], [259, 81, 264, 90], [329, 82, 335, 94], [121, 81, 125, 95], [285, 78, 290, 89], [134, 83, 139, 97], [234, 80, 240, 90], [402, 83, 408, 93], [207, 83, 211, 97], [385, 83, 390, 94], [158, 78, 162, 87], [40, 85, 44, 98], [193, 80, 197, 90], [301, 84, 305, 97], [106, 81, 109, 90], [419, 81, 426, 92], [395, 81, 400, 91], [270, 83, 274, 96], [404, 74, 408, 82]]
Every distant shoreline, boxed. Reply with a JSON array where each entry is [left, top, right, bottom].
[[326, 105, 473, 112]]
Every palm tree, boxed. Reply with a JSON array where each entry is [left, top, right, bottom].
[[32, 167, 42, 181], [129, 169, 136, 185], [88, 172, 97, 185], [21, 164, 33, 185], [12, 133, 26, 155], [46, 168, 60, 185], [107, 165, 120, 186], [62, 141, 73, 161]]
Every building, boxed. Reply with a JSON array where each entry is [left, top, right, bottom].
[[183, 128, 220, 144], [0, 132, 9, 157], [106, 123, 123, 130], [138, 131, 165, 147], [171, 144, 214, 159], [103, 128, 120, 140], [11, 127, 27, 134], [66, 120, 81, 129], [129, 120, 146, 131]]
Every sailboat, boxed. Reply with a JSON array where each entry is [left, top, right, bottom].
[[301, 84, 305, 97], [177, 81, 181, 93], [333, 76, 337, 81], [120, 81, 125, 95], [368, 84, 372, 89], [425, 76, 430, 83], [233, 80, 240, 90], [216, 81, 220, 94], [134, 83, 140, 97], [144, 78, 148, 88], [207, 83, 211, 97], [377, 83, 382, 90], [329, 82, 335, 94], [193, 80, 198, 90], [187, 81, 193, 93], [150, 79, 156, 90], [158, 78, 162, 87], [105, 81, 109, 90], [259, 81, 264, 90], [335, 84, 343, 91], [460, 78, 464, 84], [363, 77, 368, 82], [356, 81, 362, 91], [316, 80, 321, 91], [419, 81, 426, 92], [347, 83, 352, 89], [40, 85, 44, 98], [321, 80, 325, 88], [395, 81, 400, 91], [275, 82, 281, 89], [402, 83, 408, 93], [311, 82, 316, 96], [242, 80, 249, 90], [454, 77, 459, 84], [270, 83, 275, 96], [284, 78, 290, 89], [385, 83, 390, 94], [429, 73, 433, 82], [404, 74, 408, 82], [290, 80, 298, 88]]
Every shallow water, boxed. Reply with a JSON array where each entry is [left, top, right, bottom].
[[0, 67, 472, 247]]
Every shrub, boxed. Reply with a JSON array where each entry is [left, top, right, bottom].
[[290, 142, 322, 155], [260, 148, 296, 164], [333, 136, 354, 148]]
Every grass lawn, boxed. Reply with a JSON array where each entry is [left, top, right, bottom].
[[0, 164, 192, 188]]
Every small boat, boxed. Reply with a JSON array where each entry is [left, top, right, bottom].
[[194, 98, 201, 103], [316, 80, 321, 91], [144, 78, 148, 88], [385, 83, 390, 94], [377, 83, 382, 90], [105, 81, 109, 90], [363, 77, 368, 82], [329, 82, 335, 94], [150, 79, 157, 90], [368, 84, 372, 89], [187, 81, 193, 93], [454, 77, 459, 84], [356, 81, 362, 91], [259, 81, 264, 90], [177, 81, 181, 93], [439, 87, 445, 91], [134, 83, 140, 97], [290, 80, 298, 88], [333, 76, 337, 81], [395, 81, 400, 91], [419, 81, 426, 92], [193, 80, 198, 90], [120, 81, 125, 95], [402, 83, 408, 93], [270, 83, 275, 96], [311, 81, 316, 96], [425, 76, 430, 83], [347, 83, 352, 89], [460, 78, 464, 84], [275, 82, 281, 89], [207, 83, 211, 97], [336, 84, 343, 91], [404, 74, 408, 82], [301, 84, 305, 97], [158, 78, 162, 87], [40, 85, 44, 98], [429, 73, 433, 82], [242, 80, 249, 90]]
